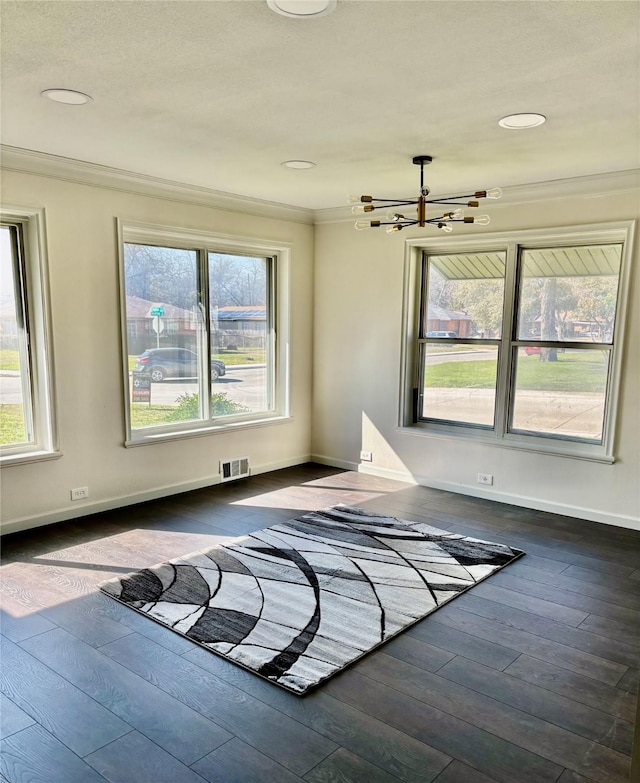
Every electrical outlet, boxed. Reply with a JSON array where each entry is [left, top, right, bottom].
[[70, 486, 89, 501], [477, 473, 493, 486], [360, 450, 373, 462]]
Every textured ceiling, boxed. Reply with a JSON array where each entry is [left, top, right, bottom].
[[1, 0, 639, 209]]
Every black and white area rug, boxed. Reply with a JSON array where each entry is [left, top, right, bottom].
[[101, 505, 524, 694]]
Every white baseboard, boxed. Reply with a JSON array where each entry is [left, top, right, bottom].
[[357, 463, 640, 531], [310, 453, 359, 472], [0, 455, 311, 536], [6, 455, 637, 535]]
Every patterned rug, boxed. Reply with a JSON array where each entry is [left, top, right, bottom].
[[100, 505, 524, 694]]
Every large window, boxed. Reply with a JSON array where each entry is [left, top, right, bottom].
[[0, 207, 57, 463], [119, 222, 289, 444], [403, 223, 634, 461]]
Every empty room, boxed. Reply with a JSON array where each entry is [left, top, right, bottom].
[[1, 2, 639, 782]]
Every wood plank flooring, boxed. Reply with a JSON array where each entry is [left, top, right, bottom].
[[1, 463, 638, 783]]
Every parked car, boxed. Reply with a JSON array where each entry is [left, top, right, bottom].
[[133, 348, 226, 383], [427, 331, 458, 338], [524, 346, 541, 356]]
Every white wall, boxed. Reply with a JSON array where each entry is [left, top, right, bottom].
[[1, 167, 315, 533], [3, 164, 638, 534], [312, 185, 640, 529]]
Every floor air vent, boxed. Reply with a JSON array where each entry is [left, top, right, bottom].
[[220, 457, 250, 482]]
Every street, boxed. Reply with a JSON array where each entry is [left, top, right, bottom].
[[0, 353, 488, 407], [0, 365, 268, 411], [427, 348, 496, 364], [148, 365, 267, 410]]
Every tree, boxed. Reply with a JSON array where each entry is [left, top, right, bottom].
[[209, 255, 266, 307], [124, 243, 198, 309], [124, 245, 268, 310], [449, 279, 504, 337], [428, 269, 504, 338], [540, 277, 559, 361], [573, 277, 618, 339]]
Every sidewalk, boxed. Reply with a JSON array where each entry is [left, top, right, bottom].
[[423, 387, 604, 440]]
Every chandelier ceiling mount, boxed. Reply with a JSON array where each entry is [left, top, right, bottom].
[[350, 155, 501, 233]]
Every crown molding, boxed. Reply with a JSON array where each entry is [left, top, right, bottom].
[[0, 145, 314, 225], [313, 169, 640, 225], [3, 147, 637, 228]]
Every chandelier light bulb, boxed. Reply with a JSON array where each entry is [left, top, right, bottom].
[[385, 211, 405, 222], [352, 204, 374, 214], [354, 221, 372, 230], [486, 188, 503, 199], [445, 209, 464, 220], [347, 194, 364, 204], [474, 215, 491, 225], [385, 224, 403, 234], [437, 223, 453, 232]]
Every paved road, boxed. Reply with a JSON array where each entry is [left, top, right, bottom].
[[148, 366, 267, 410], [0, 366, 268, 410], [0, 354, 488, 406], [427, 349, 496, 365], [0, 374, 23, 404]]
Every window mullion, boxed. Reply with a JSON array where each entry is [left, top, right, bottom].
[[414, 253, 429, 421], [267, 256, 276, 411], [199, 247, 211, 421], [494, 241, 518, 438]]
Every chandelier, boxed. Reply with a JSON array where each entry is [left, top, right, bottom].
[[350, 155, 502, 233]]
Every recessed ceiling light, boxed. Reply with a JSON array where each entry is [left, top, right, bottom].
[[498, 113, 546, 129], [42, 88, 93, 105], [267, 0, 336, 19], [281, 160, 317, 169]]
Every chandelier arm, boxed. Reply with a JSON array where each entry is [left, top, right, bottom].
[[368, 198, 417, 204], [426, 196, 483, 204], [378, 220, 419, 226]]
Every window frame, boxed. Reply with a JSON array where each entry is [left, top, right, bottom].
[[0, 205, 59, 465], [400, 221, 635, 463], [118, 220, 291, 447]]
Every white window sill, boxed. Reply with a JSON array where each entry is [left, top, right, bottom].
[[0, 448, 62, 467], [125, 413, 292, 447], [398, 424, 615, 464]]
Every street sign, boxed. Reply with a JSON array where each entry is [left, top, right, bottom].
[[150, 306, 165, 316], [151, 317, 165, 334]]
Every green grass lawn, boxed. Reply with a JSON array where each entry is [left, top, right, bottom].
[[0, 404, 27, 445], [426, 351, 608, 392], [130, 405, 176, 428], [0, 350, 20, 372], [131, 392, 248, 429], [214, 349, 266, 365]]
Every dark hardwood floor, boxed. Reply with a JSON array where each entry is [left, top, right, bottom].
[[1, 463, 638, 783]]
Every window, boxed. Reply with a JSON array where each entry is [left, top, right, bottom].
[[0, 207, 57, 463], [119, 222, 289, 445], [403, 223, 634, 461]]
